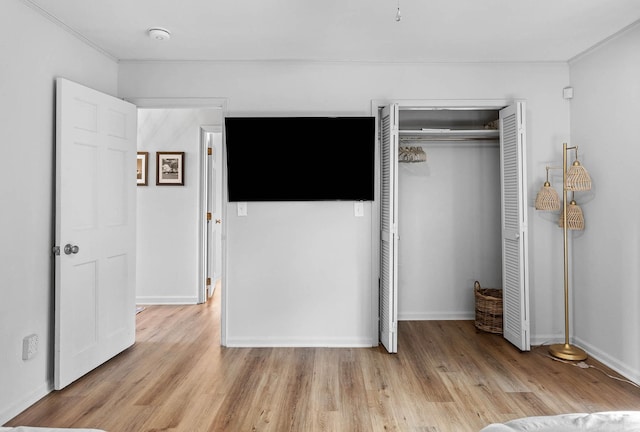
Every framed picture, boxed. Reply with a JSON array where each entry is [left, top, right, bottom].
[[156, 151, 185, 186], [137, 152, 148, 186]]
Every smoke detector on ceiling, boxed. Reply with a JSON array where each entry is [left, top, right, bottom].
[[148, 27, 171, 41]]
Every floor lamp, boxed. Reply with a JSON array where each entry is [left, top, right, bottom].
[[535, 143, 591, 361]]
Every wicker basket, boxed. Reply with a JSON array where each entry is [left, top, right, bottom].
[[474, 281, 503, 334]]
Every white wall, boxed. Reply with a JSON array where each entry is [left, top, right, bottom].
[[398, 143, 502, 320], [136, 108, 221, 304], [0, 1, 119, 424], [226, 201, 373, 346], [119, 60, 571, 347], [569, 22, 640, 383]]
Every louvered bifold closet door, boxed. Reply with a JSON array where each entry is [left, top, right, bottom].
[[380, 104, 399, 353], [499, 102, 530, 351]]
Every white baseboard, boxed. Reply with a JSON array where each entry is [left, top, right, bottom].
[[398, 312, 475, 321], [528, 334, 639, 386], [225, 336, 374, 348], [574, 336, 640, 386], [135, 296, 199, 305], [530, 334, 564, 347], [0, 382, 51, 425]]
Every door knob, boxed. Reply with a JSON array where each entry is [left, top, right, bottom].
[[215, 219, 222, 224], [64, 244, 80, 255]]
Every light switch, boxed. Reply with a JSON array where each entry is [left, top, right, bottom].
[[237, 202, 247, 216], [354, 201, 364, 217]]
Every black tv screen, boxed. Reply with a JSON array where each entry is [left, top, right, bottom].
[[225, 117, 375, 201]]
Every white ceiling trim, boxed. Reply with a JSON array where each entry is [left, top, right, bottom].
[[20, 0, 118, 62], [569, 18, 640, 65], [118, 58, 570, 66]]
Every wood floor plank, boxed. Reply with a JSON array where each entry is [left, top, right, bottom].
[[5, 288, 640, 431]]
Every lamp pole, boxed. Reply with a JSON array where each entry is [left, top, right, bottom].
[[548, 143, 588, 361]]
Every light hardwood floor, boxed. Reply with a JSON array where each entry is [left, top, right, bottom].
[[7, 288, 640, 431]]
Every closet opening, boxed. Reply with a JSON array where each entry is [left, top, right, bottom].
[[375, 101, 530, 354], [397, 107, 502, 324]]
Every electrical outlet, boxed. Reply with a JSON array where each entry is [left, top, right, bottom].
[[22, 334, 38, 360], [354, 201, 364, 217], [237, 202, 247, 216]]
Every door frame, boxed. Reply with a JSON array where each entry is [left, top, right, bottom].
[[198, 126, 223, 303], [126, 97, 229, 346], [370, 98, 520, 349]]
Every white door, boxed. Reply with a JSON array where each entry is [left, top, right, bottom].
[[210, 131, 223, 292], [380, 104, 399, 353], [199, 128, 223, 302], [199, 129, 211, 303], [499, 102, 530, 351], [54, 78, 137, 389]]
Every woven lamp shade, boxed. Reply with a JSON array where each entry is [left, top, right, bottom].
[[566, 161, 592, 191], [535, 182, 561, 211], [558, 200, 585, 230]]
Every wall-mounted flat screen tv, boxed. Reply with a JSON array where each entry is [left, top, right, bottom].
[[225, 116, 375, 202]]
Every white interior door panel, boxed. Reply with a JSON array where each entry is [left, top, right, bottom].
[[55, 78, 137, 389]]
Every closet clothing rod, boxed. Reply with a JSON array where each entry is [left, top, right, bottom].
[[400, 138, 499, 147], [400, 129, 498, 139], [399, 129, 499, 146]]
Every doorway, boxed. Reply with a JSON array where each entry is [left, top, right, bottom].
[[130, 98, 228, 346]]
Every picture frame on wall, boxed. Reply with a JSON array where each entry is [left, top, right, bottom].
[[156, 151, 185, 186], [137, 152, 148, 186]]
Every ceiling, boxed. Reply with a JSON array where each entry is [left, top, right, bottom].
[[23, 0, 640, 63]]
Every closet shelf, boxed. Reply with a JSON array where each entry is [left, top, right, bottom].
[[399, 129, 499, 142]]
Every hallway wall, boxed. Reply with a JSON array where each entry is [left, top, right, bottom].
[[136, 108, 221, 304]]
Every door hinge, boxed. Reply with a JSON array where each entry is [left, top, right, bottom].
[[52, 246, 60, 256], [207, 147, 212, 156], [207, 212, 212, 221], [206, 277, 211, 286]]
